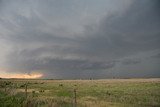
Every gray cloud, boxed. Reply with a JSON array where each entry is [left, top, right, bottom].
[[122, 59, 141, 65], [0, 0, 160, 78], [151, 53, 160, 59]]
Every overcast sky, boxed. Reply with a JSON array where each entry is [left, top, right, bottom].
[[0, 0, 160, 79]]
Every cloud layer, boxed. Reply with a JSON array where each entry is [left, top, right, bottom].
[[0, 0, 160, 79]]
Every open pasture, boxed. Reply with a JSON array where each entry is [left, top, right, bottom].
[[0, 78, 160, 107]]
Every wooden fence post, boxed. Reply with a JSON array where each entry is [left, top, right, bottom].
[[25, 83, 28, 99], [73, 89, 77, 107], [4, 83, 6, 92]]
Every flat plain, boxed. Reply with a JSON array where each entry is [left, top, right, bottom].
[[0, 78, 160, 107]]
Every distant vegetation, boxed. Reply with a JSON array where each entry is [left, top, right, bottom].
[[0, 79, 160, 107]]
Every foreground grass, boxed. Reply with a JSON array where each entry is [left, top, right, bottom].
[[0, 78, 160, 107]]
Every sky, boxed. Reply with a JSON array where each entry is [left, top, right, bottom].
[[0, 0, 160, 79]]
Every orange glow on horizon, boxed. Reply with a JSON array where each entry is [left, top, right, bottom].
[[0, 71, 43, 79]]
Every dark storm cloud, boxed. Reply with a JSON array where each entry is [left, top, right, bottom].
[[82, 0, 160, 58], [151, 53, 160, 59], [9, 57, 115, 72], [0, 0, 160, 78], [122, 59, 141, 65]]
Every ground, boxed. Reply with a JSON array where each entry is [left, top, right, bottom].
[[0, 78, 160, 107]]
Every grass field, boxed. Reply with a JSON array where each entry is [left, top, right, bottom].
[[0, 78, 160, 107]]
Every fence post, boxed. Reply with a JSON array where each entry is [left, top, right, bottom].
[[4, 83, 7, 92], [25, 83, 28, 99], [73, 89, 77, 107]]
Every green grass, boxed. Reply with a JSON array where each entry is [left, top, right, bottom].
[[0, 91, 25, 107], [0, 79, 160, 107]]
